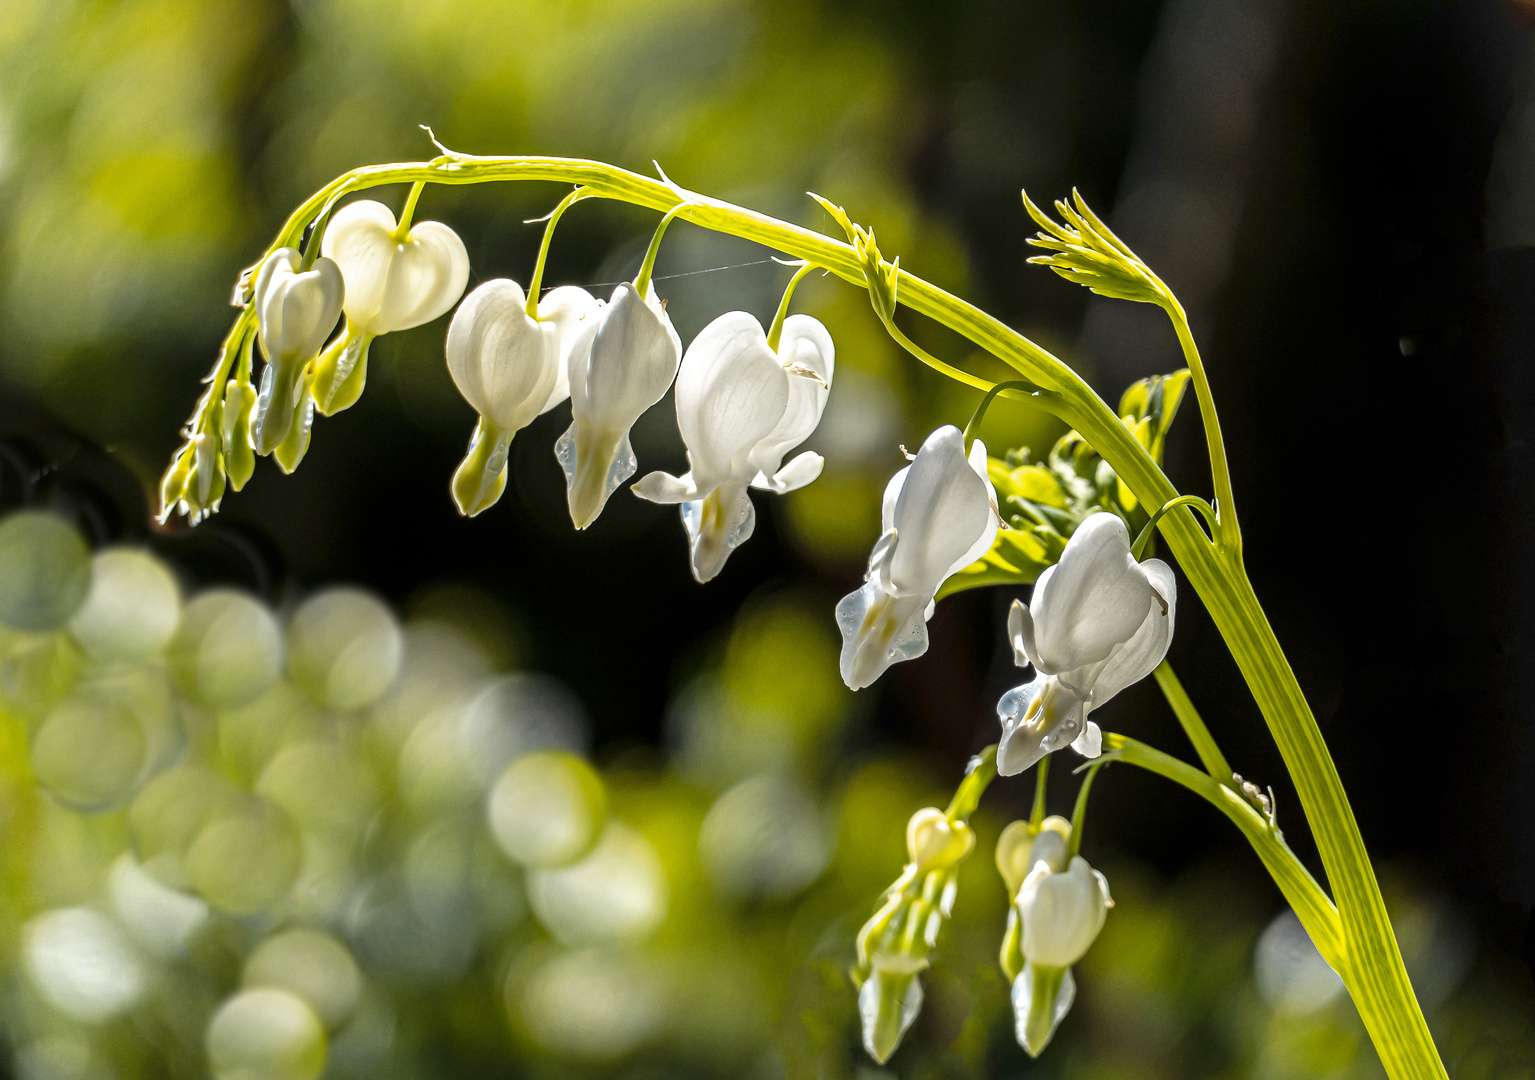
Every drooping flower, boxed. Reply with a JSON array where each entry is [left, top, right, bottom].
[[1012, 852, 1112, 1055], [837, 425, 998, 691], [311, 199, 470, 415], [444, 279, 562, 517], [996, 511, 1175, 776], [250, 248, 344, 454], [632, 311, 834, 582], [555, 282, 682, 529]]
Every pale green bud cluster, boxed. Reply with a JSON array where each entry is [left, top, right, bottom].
[[1023, 189, 1169, 307]]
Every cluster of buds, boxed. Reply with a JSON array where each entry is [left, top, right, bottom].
[[161, 197, 470, 522], [851, 805, 977, 1063], [995, 816, 1113, 1055]]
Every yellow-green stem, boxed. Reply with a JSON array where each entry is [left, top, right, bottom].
[[1153, 661, 1231, 781], [526, 186, 595, 316], [765, 261, 817, 350]]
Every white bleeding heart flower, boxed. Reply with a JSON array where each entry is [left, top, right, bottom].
[[631, 311, 833, 582], [445, 279, 562, 517], [748, 313, 835, 494], [534, 285, 604, 416], [837, 425, 999, 691], [1011, 853, 1112, 1056], [310, 199, 470, 415], [555, 282, 682, 529], [251, 248, 344, 454], [996, 512, 1176, 776]]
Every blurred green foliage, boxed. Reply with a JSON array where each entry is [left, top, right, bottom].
[[0, 506, 1530, 1080]]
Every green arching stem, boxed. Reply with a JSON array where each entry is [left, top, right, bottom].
[[765, 261, 817, 351], [963, 380, 1051, 454], [1065, 761, 1103, 860], [391, 180, 427, 242], [1103, 732, 1343, 970], [1030, 756, 1050, 828], [526, 186, 596, 316], [184, 153, 1444, 1080], [1153, 661, 1232, 782], [1131, 495, 1218, 558], [633, 201, 691, 296], [1163, 297, 1240, 554]]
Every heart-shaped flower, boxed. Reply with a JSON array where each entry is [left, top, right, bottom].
[[309, 199, 470, 416]]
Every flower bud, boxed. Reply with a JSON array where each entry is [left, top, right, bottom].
[[183, 431, 226, 523], [221, 379, 257, 491], [158, 445, 193, 523], [556, 282, 681, 529], [995, 815, 1071, 897], [252, 249, 344, 453], [905, 807, 973, 871]]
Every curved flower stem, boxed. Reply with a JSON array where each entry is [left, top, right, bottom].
[[390, 180, 427, 242], [765, 260, 817, 350], [1152, 661, 1231, 781], [962, 380, 1051, 454], [1102, 732, 1343, 969], [180, 152, 1442, 1079], [634, 201, 691, 295], [526, 186, 596, 316], [1131, 495, 1218, 557]]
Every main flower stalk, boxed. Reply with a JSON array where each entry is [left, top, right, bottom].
[[175, 151, 1443, 1079]]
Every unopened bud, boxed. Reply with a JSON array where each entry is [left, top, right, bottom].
[[995, 815, 1071, 896], [221, 379, 258, 491], [158, 446, 193, 523], [905, 807, 973, 871]]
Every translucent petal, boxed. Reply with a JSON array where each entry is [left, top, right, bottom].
[[254, 248, 344, 365], [631, 470, 698, 504], [1007, 598, 1038, 669], [1070, 721, 1102, 759], [996, 675, 1088, 776], [556, 421, 637, 530], [1012, 963, 1075, 1057], [679, 483, 756, 583], [1019, 857, 1109, 967], [751, 450, 824, 494], [536, 286, 602, 414], [836, 581, 931, 691]]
